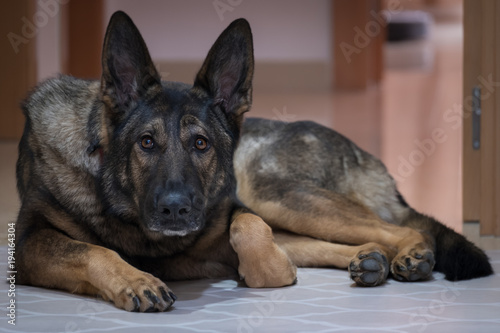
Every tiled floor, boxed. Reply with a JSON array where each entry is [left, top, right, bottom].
[[1, 246, 499, 333]]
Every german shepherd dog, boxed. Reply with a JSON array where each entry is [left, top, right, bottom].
[[15, 11, 492, 312]]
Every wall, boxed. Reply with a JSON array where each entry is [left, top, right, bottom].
[[35, 1, 332, 90], [104, 0, 331, 62], [36, 2, 63, 81]]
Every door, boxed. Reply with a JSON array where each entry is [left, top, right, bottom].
[[0, 0, 37, 140], [62, 0, 104, 78], [463, 0, 500, 236]]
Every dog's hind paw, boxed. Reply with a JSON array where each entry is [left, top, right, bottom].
[[349, 251, 390, 287], [391, 247, 435, 282]]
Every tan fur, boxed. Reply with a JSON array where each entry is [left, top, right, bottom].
[[236, 176, 434, 284], [230, 213, 297, 288], [273, 232, 395, 268], [16, 228, 174, 312], [85, 248, 173, 312]]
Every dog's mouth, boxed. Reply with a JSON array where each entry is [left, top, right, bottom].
[[144, 207, 205, 237], [147, 217, 205, 237]]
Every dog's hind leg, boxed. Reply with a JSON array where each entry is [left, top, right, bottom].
[[274, 231, 396, 286], [239, 184, 435, 284], [229, 212, 297, 288]]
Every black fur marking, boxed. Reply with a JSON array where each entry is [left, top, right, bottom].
[[402, 209, 493, 280], [396, 190, 409, 208]]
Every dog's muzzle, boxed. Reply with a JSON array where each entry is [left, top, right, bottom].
[[146, 191, 205, 237]]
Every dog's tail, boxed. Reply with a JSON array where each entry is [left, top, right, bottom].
[[401, 208, 493, 281]]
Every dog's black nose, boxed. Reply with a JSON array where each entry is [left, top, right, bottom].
[[157, 193, 192, 219]]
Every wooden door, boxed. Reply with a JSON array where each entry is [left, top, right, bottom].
[[332, 0, 384, 90], [0, 0, 103, 140], [463, 0, 500, 236], [0, 0, 37, 140], [62, 0, 104, 79]]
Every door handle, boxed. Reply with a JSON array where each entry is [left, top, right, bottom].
[[472, 86, 481, 150]]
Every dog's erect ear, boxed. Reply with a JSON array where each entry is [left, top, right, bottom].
[[194, 19, 254, 130], [101, 11, 160, 121]]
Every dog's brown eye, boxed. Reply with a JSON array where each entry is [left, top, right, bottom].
[[195, 137, 208, 151], [141, 136, 154, 149]]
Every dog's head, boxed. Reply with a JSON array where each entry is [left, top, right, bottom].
[[99, 11, 253, 238]]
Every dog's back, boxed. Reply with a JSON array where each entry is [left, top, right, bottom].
[[17, 76, 104, 230], [236, 118, 408, 223], [18, 76, 101, 195]]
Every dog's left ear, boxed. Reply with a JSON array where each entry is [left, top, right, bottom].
[[194, 19, 254, 131]]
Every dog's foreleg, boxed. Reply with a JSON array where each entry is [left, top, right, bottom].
[[229, 212, 297, 288], [16, 228, 176, 312]]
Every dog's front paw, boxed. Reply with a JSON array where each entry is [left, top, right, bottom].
[[391, 246, 435, 282], [230, 213, 297, 288], [100, 271, 176, 312], [237, 242, 297, 288], [349, 251, 389, 287]]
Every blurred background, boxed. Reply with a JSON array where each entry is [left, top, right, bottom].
[[1, 0, 499, 248]]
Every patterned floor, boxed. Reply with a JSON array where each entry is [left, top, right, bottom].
[[1, 247, 499, 333]]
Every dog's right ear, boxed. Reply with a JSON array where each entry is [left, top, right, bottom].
[[101, 11, 161, 124]]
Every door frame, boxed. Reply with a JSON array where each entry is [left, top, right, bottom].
[[463, 0, 500, 236]]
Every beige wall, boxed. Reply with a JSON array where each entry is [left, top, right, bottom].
[[36, 0, 332, 82], [104, 0, 331, 62]]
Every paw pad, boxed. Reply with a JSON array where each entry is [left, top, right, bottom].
[[392, 249, 435, 282], [349, 251, 389, 287]]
